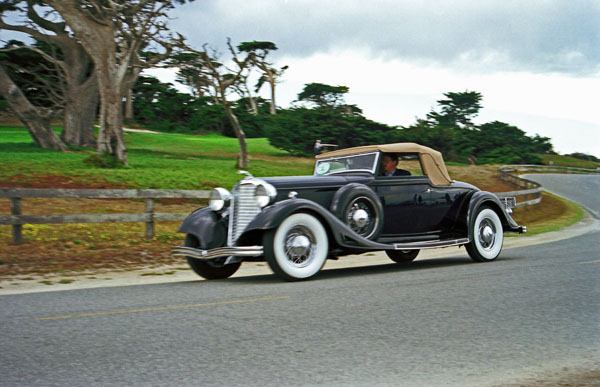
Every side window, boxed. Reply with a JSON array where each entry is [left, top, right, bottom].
[[396, 153, 425, 176]]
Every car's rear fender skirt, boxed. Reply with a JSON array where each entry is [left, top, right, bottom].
[[466, 191, 522, 240]]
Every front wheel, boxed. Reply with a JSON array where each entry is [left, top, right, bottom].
[[386, 249, 419, 264], [263, 213, 329, 281], [185, 235, 241, 279], [466, 207, 504, 262]]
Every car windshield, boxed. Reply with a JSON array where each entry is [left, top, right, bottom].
[[314, 152, 378, 176]]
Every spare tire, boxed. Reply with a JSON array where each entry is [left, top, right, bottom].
[[331, 183, 383, 240]]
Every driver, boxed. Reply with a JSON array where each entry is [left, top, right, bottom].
[[380, 153, 411, 176]]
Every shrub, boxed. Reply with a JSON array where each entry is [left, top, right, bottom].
[[82, 152, 123, 169]]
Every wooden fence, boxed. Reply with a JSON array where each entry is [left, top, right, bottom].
[[2, 165, 598, 245], [0, 188, 209, 245], [495, 165, 600, 207]]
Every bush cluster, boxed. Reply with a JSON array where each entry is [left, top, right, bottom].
[[130, 77, 554, 164]]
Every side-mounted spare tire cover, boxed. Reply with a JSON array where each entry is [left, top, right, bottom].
[[330, 183, 383, 240]]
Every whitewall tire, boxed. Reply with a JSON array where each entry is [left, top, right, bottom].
[[466, 207, 504, 262], [263, 213, 329, 281]]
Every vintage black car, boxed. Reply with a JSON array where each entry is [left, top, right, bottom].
[[173, 143, 526, 281]]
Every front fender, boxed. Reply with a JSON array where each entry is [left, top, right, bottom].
[[467, 191, 521, 239], [241, 198, 391, 251], [243, 198, 331, 232], [177, 206, 227, 249]]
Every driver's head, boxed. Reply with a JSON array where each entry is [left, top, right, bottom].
[[381, 153, 398, 175]]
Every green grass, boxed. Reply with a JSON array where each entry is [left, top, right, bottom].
[[0, 126, 314, 189], [538, 154, 600, 169], [126, 131, 289, 157]]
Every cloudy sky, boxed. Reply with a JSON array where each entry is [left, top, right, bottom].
[[154, 0, 599, 156]]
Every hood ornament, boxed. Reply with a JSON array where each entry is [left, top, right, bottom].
[[238, 170, 254, 179]]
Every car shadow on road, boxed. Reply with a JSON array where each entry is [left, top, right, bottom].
[[170, 255, 521, 287], [317, 257, 475, 279], [223, 256, 479, 284]]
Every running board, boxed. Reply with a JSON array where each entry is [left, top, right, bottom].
[[392, 238, 470, 250]]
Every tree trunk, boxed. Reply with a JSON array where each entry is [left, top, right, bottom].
[[45, 1, 129, 165], [97, 85, 128, 165], [0, 65, 67, 151], [57, 37, 99, 148], [223, 102, 248, 168], [243, 82, 258, 115], [268, 72, 276, 115], [61, 76, 98, 147], [124, 87, 134, 120], [248, 94, 258, 115], [122, 67, 141, 122]]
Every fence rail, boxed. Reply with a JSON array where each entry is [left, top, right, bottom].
[[0, 188, 210, 245], [495, 165, 600, 207], [2, 165, 599, 245]]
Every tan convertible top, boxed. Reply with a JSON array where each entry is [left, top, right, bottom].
[[315, 142, 453, 186]]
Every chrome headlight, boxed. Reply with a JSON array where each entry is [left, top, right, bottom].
[[209, 187, 232, 212], [255, 182, 277, 208]]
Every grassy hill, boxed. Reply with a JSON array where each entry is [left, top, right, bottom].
[[538, 154, 600, 169], [0, 126, 314, 190]]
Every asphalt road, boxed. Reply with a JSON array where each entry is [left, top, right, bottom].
[[523, 173, 600, 218], [1, 175, 599, 386]]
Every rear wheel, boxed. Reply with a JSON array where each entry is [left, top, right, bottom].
[[466, 207, 504, 262], [263, 213, 329, 281], [185, 234, 241, 279], [386, 249, 419, 263]]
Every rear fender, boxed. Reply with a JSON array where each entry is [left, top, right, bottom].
[[466, 191, 521, 240]]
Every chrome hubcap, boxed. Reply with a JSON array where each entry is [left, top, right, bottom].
[[352, 208, 369, 228], [346, 198, 376, 238], [284, 226, 315, 267], [478, 220, 496, 250], [289, 235, 310, 256]]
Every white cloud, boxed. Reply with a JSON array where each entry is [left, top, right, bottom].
[[171, 0, 600, 75]]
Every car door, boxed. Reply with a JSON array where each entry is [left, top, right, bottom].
[[420, 185, 462, 232], [373, 176, 433, 235]]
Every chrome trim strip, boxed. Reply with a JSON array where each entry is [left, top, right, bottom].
[[393, 238, 469, 250], [172, 246, 264, 260]]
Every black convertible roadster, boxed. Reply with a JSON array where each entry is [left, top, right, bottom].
[[173, 143, 525, 281]]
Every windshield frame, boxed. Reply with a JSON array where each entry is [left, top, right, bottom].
[[313, 151, 380, 176]]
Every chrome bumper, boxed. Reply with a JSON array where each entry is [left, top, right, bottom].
[[172, 245, 264, 260]]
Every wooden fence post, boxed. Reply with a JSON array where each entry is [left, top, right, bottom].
[[11, 197, 22, 245], [145, 198, 154, 240]]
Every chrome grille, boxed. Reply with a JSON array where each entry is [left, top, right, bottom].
[[228, 182, 261, 245]]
